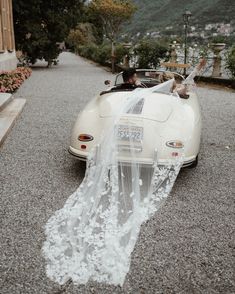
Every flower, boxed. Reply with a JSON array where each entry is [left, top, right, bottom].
[[0, 66, 32, 93]]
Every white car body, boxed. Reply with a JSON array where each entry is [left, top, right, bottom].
[[69, 70, 201, 168]]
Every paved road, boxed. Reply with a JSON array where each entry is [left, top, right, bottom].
[[0, 52, 234, 294]]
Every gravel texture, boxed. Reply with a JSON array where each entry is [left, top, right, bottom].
[[0, 52, 234, 294]]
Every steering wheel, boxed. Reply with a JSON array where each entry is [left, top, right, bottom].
[[140, 82, 148, 88]]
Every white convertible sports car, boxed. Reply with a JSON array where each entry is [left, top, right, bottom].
[[69, 69, 201, 168]]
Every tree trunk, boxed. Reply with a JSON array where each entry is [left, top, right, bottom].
[[47, 60, 52, 68], [111, 41, 115, 74]]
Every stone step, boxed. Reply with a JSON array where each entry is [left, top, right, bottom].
[[0, 98, 26, 147], [0, 93, 13, 112]]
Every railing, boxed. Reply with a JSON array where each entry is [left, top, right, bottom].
[[128, 47, 231, 79], [175, 55, 230, 78]]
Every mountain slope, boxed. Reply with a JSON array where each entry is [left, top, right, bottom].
[[125, 0, 235, 35]]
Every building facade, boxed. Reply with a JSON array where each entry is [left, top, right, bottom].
[[0, 0, 17, 71]]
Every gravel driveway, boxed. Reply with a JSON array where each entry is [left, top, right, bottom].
[[0, 52, 234, 294]]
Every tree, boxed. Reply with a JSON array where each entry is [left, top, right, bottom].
[[13, 0, 85, 66], [89, 0, 136, 73], [86, 7, 104, 45], [66, 23, 97, 52]]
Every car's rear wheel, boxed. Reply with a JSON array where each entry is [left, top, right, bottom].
[[188, 155, 198, 168]]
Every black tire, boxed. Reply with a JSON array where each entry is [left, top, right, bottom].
[[188, 155, 198, 168]]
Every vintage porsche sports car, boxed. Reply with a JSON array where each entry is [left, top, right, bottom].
[[69, 69, 201, 168]]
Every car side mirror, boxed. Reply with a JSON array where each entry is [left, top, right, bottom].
[[104, 80, 111, 86]]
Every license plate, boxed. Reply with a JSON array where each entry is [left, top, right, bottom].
[[117, 125, 143, 142]]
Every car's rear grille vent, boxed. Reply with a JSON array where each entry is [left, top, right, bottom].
[[127, 98, 145, 114]]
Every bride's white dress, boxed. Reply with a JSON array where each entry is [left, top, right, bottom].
[[42, 80, 185, 286]]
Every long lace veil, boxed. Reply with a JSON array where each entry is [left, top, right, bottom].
[[43, 79, 188, 286]]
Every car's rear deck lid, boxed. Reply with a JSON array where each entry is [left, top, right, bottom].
[[99, 92, 173, 122]]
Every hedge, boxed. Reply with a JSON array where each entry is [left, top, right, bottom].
[[77, 43, 129, 67]]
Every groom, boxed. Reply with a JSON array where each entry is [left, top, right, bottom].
[[117, 68, 145, 89]]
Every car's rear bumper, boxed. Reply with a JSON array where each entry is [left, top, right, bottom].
[[68, 146, 87, 161], [68, 146, 197, 167]]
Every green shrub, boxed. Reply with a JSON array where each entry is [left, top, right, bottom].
[[210, 35, 226, 44], [226, 46, 235, 79], [94, 44, 111, 65], [77, 44, 98, 61], [77, 43, 129, 67], [134, 40, 168, 68], [115, 45, 130, 64]]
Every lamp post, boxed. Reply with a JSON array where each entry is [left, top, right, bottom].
[[183, 10, 192, 76]]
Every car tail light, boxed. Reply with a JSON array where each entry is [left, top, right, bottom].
[[166, 140, 184, 148], [78, 134, 94, 142]]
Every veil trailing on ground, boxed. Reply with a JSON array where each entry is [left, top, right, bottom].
[[43, 80, 187, 286]]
